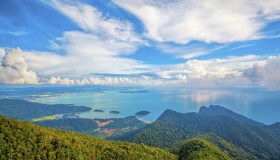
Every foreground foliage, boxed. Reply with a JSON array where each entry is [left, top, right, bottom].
[[0, 116, 177, 160], [178, 138, 232, 160]]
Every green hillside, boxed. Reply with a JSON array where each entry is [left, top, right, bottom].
[[178, 138, 232, 160], [200, 134, 254, 160], [0, 116, 177, 160], [128, 109, 280, 159], [34, 116, 147, 138], [199, 105, 264, 127]]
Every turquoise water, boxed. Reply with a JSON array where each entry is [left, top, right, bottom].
[[1, 85, 280, 124], [34, 87, 280, 124]]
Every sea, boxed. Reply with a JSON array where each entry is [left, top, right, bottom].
[[1, 85, 280, 124]]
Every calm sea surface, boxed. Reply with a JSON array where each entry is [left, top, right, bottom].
[[1, 85, 280, 124]]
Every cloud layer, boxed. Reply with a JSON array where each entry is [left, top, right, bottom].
[[114, 0, 280, 44], [25, 0, 151, 76], [1, 47, 279, 90], [43, 54, 280, 90], [0, 48, 39, 84], [0, 0, 279, 90], [244, 56, 280, 90]]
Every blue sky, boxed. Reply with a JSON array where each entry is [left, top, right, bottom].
[[0, 0, 280, 89]]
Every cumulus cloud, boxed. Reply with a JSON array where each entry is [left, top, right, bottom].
[[44, 55, 264, 88], [0, 48, 39, 84], [146, 55, 268, 88], [3, 46, 277, 90], [113, 0, 280, 44], [47, 76, 165, 86], [244, 56, 280, 90], [25, 0, 150, 76], [34, 54, 278, 90], [156, 55, 265, 80]]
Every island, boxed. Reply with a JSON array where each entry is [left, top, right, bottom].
[[135, 111, 151, 116], [110, 111, 120, 114], [119, 90, 149, 94], [93, 109, 104, 112], [0, 99, 91, 121]]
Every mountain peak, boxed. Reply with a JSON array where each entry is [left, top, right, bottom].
[[269, 122, 280, 129], [157, 109, 179, 120], [199, 105, 264, 127]]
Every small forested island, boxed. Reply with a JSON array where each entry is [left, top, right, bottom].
[[110, 111, 120, 114], [93, 109, 104, 112], [135, 111, 150, 116], [119, 90, 149, 94]]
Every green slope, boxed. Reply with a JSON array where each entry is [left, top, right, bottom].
[[34, 116, 147, 139], [178, 138, 232, 160], [129, 109, 280, 160], [199, 105, 264, 127], [0, 116, 177, 160]]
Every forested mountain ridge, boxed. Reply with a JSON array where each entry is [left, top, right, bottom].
[[199, 105, 264, 127], [0, 116, 177, 160], [35, 116, 147, 138], [0, 115, 236, 160], [126, 106, 280, 160], [1, 99, 280, 160]]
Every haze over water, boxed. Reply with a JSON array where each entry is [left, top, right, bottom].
[[1, 85, 279, 124]]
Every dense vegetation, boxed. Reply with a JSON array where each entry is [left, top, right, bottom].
[[110, 111, 120, 114], [266, 122, 280, 135], [35, 116, 147, 138], [178, 138, 232, 160], [200, 134, 253, 160], [35, 118, 99, 134], [120, 107, 280, 160], [2, 99, 280, 160], [0, 99, 91, 120], [0, 116, 177, 160]]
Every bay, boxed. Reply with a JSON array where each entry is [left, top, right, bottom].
[[1, 85, 280, 124]]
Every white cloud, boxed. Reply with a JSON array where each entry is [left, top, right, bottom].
[[8, 31, 28, 36], [0, 48, 5, 59], [228, 44, 255, 51], [1, 0, 279, 90], [44, 55, 265, 87], [113, 0, 280, 44], [156, 55, 265, 79], [148, 55, 268, 88], [47, 76, 165, 86], [0, 48, 39, 84], [24, 41, 152, 76], [157, 43, 225, 59], [48, 76, 75, 85], [22, 0, 151, 76], [46, 0, 143, 44], [244, 56, 280, 90], [36, 54, 279, 90]]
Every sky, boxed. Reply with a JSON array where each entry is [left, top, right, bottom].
[[0, 0, 280, 89]]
